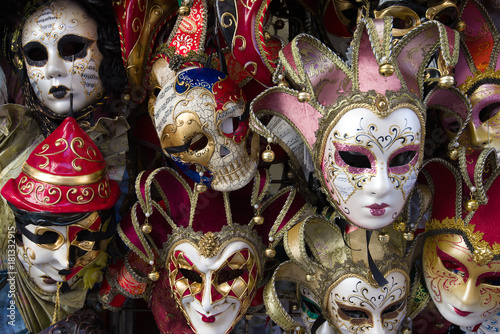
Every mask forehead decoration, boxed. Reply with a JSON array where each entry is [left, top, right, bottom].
[[116, 167, 309, 334], [263, 216, 410, 333], [1, 117, 120, 293], [147, 0, 257, 192], [21, 0, 104, 116], [455, 0, 500, 153], [422, 147, 500, 327], [250, 17, 459, 230]]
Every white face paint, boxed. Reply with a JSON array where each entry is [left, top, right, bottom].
[[322, 107, 422, 229], [19, 225, 72, 293], [22, 0, 104, 115], [168, 241, 260, 334], [327, 272, 408, 334]]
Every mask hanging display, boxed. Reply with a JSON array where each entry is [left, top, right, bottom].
[[0, 116, 120, 332], [421, 147, 500, 329], [263, 215, 411, 333], [454, 0, 500, 155], [250, 17, 459, 230], [100, 166, 309, 334]]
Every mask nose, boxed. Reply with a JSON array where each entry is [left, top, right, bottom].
[[52, 243, 70, 270], [45, 51, 67, 79], [468, 121, 490, 149], [200, 273, 224, 314], [365, 165, 391, 196], [457, 277, 480, 307]]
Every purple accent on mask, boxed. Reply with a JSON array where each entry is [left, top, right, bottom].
[[333, 142, 376, 174], [388, 145, 420, 174], [455, 52, 474, 87], [427, 89, 468, 122]]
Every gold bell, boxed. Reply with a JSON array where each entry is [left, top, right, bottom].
[[438, 75, 455, 88], [448, 148, 459, 160], [401, 326, 412, 334], [393, 221, 406, 232], [305, 274, 315, 282], [148, 270, 160, 281], [379, 63, 395, 77], [265, 248, 276, 258], [292, 304, 299, 312], [262, 145, 275, 163], [378, 233, 390, 244], [456, 21, 466, 32], [278, 79, 290, 87], [195, 183, 207, 193], [465, 198, 479, 212], [178, 5, 190, 16], [252, 215, 265, 225], [264, 31, 272, 42], [297, 90, 311, 103], [403, 232, 414, 241], [274, 19, 285, 30], [141, 222, 153, 234]]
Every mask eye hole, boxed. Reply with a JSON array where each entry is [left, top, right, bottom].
[[382, 299, 405, 319], [153, 87, 161, 97], [338, 306, 369, 319], [179, 268, 203, 284], [479, 273, 500, 286], [338, 151, 371, 169], [23, 42, 48, 66], [479, 102, 500, 123], [430, 7, 458, 28], [58, 34, 91, 61], [217, 268, 244, 284], [189, 134, 208, 152], [389, 151, 416, 167], [438, 251, 467, 278], [438, 111, 461, 134], [33, 227, 65, 250], [221, 117, 240, 135]]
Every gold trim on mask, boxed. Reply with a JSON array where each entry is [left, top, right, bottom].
[[34, 227, 65, 250], [22, 163, 107, 186], [425, 217, 500, 264], [468, 84, 500, 107], [198, 232, 220, 258], [458, 68, 500, 95], [374, 6, 421, 37]]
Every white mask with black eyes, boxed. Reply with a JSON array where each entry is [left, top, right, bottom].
[[21, 0, 104, 115], [326, 272, 408, 334], [321, 107, 422, 230]]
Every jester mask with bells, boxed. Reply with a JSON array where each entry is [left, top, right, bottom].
[[116, 167, 309, 334], [264, 216, 410, 333], [1, 116, 120, 292], [453, 0, 500, 154], [147, 0, 257, 192], [250, 17, 459, 230], [421, 148, 500, 328]]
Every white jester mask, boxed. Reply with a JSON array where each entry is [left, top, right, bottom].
[[251, 18, 458, 230], [167, 240, 260, 334], [327, 271, 408, 333], [322, 106, 422, 230], [264, 216, 410, 333], [21, 0, 104, 115], [152, 63, 257, 192]]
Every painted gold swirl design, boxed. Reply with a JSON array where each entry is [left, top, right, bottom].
[[67, 187, 94, 204], [35, 138, 69, 169], [70, 137, 102, 171], [35, 185, 62, 205], [18, 176, 35, 195], [98, 181, 111, 199]]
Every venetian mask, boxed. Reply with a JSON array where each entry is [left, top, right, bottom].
[[372, 0, 459, 36], [168, 240, 260, 334], [152, 64, 257, 191], [15, 210, 106, 293], [21, 0, 104, 115], [322, 107, 422, 230], [327, 272, 408, 333], [264, 216, 411, 334], [423, 233, 500, 327], [299, 285, 336, 334], [251, 18, 458, 230]]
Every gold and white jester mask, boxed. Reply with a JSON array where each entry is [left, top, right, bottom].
[[167, 240, 260, 334]]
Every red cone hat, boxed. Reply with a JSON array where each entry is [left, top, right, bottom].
[[1, 117, 120, 213]]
